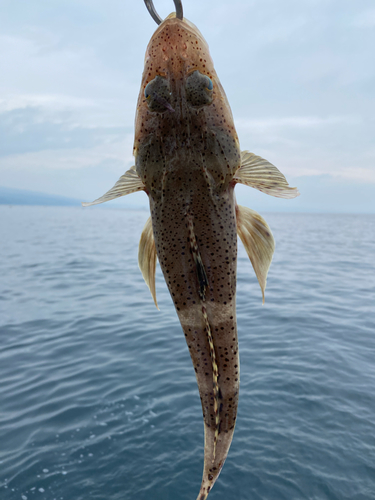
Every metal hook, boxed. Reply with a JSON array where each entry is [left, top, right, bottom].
[[144, 0, 183, 25]]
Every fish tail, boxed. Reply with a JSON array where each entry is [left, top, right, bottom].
[[202, 305, 220, 462]]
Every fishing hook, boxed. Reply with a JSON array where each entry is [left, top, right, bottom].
[[143, 0, 183, 25]]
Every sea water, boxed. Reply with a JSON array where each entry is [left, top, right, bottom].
[[0, 206, 374, 500]]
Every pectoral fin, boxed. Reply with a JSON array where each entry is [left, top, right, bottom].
[[138, 216, 159, 309], [82, 166, 145, 207], [234, 150, 300, 199], [236, 205, 275, 303]]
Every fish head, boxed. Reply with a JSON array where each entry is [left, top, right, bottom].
[[134, 13, 240, 192], [137, 13, 227, 108]]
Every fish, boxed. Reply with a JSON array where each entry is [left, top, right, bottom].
[[82, 3, 299, 499]]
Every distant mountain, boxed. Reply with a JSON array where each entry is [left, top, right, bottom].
[[0, 186, 81, 206]]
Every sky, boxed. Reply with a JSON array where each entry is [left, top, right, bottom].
[[1, 0, 374, 213]]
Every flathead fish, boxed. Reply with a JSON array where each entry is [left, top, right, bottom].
[[83, 2, 299, 498]]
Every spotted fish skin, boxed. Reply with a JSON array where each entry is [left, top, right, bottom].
[[134, 14, 241, 499], [82, 9, 299, 498]]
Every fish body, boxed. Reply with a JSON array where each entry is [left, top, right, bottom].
[[135, 15, 240, 498], [83, 12, 299, 500]]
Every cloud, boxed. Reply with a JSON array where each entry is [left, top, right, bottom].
[[235, 174, 375, 214], [236, 115, 360, 131], [235, 113, 375, 184], [0, 94, 94, 114], [1, 0, 374, 213], [0, 134, 134, 172], [353, 8, 375, 27], [0, 33, 139, 128], [0, 109, 135, 199], [0, 107, 132, 157]]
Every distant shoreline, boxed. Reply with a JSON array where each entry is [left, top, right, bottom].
[[0, 186, 80, 206], [1, 186, 374, 214]]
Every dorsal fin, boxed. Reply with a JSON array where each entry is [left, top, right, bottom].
[[82, 166, 145, 207], [138, 216, 159, 309], [234, 151, 299, 199]]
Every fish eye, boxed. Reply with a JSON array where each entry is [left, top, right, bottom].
[[185, 71, 213, 107], [143, 76, 172, 112], [205, 76, 213, 91]]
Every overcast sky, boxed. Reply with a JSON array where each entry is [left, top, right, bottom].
[[1, 0, 374, 213]]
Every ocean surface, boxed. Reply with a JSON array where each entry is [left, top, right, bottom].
[[0, 206, 374, 500]]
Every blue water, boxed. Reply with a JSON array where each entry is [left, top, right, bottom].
[[0, 206, 374, 500]]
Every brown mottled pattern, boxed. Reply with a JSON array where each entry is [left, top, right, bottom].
[[134, 14, 241, 500]]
